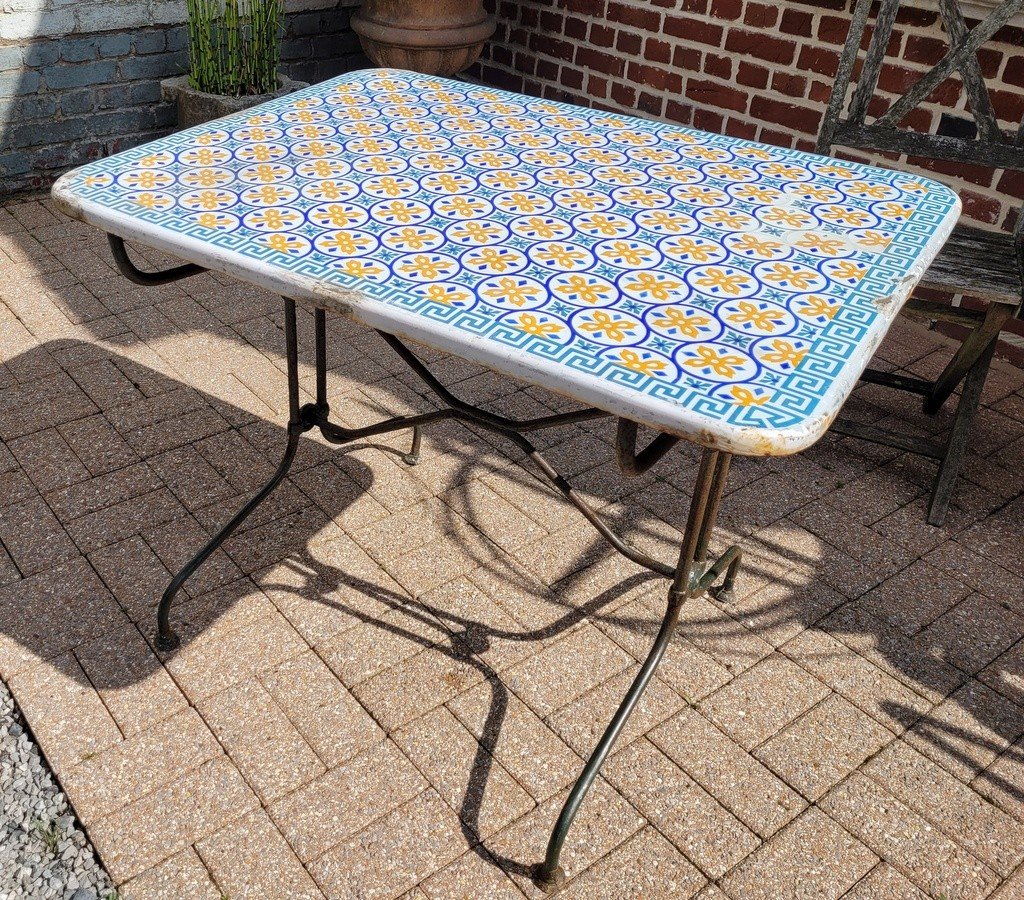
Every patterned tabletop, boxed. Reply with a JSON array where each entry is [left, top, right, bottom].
[[52, 69, 960, 455]]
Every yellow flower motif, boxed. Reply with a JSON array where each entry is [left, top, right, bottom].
[[819, 206, 872, 226], [603, 241, 654, 266], [518, 217, 562, 240], [762, 340, 806, 367], [578, 214, 624, 236], [830, 261, 866, 282], [695, 267, 749, 295], [482, 277, 540, 307], [876, 202, 913, 220], [616, 188, 662, 208], [441, 197, 484, 217], [759, 208, 812, 227], [726, 301, 786, 332], [399, 254, 450, 280], [264, 234, 304, 254], [579, 311, 638, 343], [623, 272, 683, 302], [556, 275, 609, 306], [617, 350, 667, 376], [666, 238, 717, 263], [535, 244, 588, 268], [844, 181, 893, 199], [319, 232, 370, 255], [683, 346, 747, 378], [794, 295, 839, 320], [423, 284, 469, 305], [559, 190, 602, 210], [856, 230, 892, 250], [252, 164, 282, 183], [132, 192, 167, 210], [388, 227, 433, 250], [377, 201, 419, 223], [795, 234, 846, 256], [651, 307, 710, 338], [641, 211, 689, 233], [730, 386, 771, 406], [515, 314, 564, 338], [762, 263, 818, 290], [470, 248, 518, 272], [730, 235, 783, 258]]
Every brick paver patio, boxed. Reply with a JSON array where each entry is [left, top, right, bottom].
[[2, 193, 1024, 899]]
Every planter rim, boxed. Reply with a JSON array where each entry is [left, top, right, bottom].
[[351, 13, 495, 49]]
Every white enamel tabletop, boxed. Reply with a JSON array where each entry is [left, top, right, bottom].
[[52, 68, 960, 455]]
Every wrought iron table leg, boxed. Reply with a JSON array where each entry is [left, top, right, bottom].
[[534, 449, 738, 892], [155, 297, 308, 651]]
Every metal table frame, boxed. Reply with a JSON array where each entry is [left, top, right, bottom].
[[110, 234, 741, 892]]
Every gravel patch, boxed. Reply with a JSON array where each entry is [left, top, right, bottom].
[[1, 679, 116, 900]]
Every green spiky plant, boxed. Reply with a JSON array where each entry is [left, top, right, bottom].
[[186, 0, 284, 97]]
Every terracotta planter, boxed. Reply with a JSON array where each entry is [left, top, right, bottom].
[[352, 0, 495, 77], [161, 74, 308, 130]]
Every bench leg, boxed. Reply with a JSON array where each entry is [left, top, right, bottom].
[[156, 297, 309, 651], [534, 449, 738, 893], [926, 334, 997, 527], [924, 303, 1010, 415]]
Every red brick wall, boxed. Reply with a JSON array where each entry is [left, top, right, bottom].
[[467, 0, 1024, 356], [471, 0, 1024, 226]]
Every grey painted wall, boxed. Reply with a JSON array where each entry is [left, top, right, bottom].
[[0, 0, 366, 197]]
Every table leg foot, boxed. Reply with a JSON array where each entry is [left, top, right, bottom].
[[155, 629, 180, 652], [402, 425, 423, 465], [533, 863, 566, 894]]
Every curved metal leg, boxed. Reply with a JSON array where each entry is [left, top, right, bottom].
[[535, 450, 736, 892], [156, 434, 301, 650], [156, 297, 307, 651]]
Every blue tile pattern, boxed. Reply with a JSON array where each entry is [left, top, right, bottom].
[[55, 69, 959, 447]]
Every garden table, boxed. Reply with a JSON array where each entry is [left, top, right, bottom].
[[52, 68, 959, 892]]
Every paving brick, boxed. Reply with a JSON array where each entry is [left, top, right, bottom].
[[394, 706, 535, 839], [605, 739, 759, 879], [780, 628, 932, 734], [448, 683, 583, 803], [199, 677, 325, 804], [904, 679, 1024, 781], [268, 739, 427, 862], [560, 827, 705, 899], [649, 707, 805, 839], [865, 740, 1024, 877], [419, 849, 526, 900], [62, 707, 221, 822], [0, 557, 127, 679], [699, 653, 830, 749], [89, 757, 259, 883], [917, 593, 1024, 675], [166, 607, 308, 703], [842, 863, 927, 900], [353, 641, 485, 732], [120, 847, 222, 900], [310, 789, 467, 900], [0, 494, 79, 575], [9, 654, 122, 772], [719, 808, 876, 900], [858, 560, 972, 636], [260, 649, 383, 768], [500, 623, 632, 719], [547, 666, 684, 760], [594, 594, 733, 703], [489, 777, 646, 894], [197, 809, 326, 900], [755, 695, 894, 800], [74, 622, 186, 736], [8, 426, 89, 492], [822, 773, 999, 900]]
